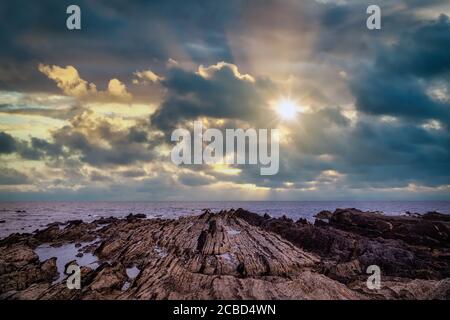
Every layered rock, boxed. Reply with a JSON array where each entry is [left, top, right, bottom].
[[236, 208, 450, 299], [0, 208, 448, 300]]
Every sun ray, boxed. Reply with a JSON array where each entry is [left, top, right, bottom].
[[275, 98, 299, 120]]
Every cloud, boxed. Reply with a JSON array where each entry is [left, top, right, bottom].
[[0, 105, 84, 120], [0, 0, 239, 94], [177, 172, 216, 186], [151, 62, 275, 133], [350, 15, 450, 127], [0, 131, 63, 160], [119, 169, 147, 178], [0, 109, 160, 167], [133, 69, 163, 84], [89, 170, 111, 182], [197, 62, 255, 82], [379, 14, 450, 78], [39, 64, 132, 102], [0, 131, 17, 153], [38, 64, 97, 97], [50, 111, 158, 166], [30, 137, 63, 157], [107, 78, 132, 101], [0, 167, 30, 185]]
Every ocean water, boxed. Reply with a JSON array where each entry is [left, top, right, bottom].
[[1, 201, 450, 238]]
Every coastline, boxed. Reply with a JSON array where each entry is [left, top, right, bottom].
[[2, 200, 450, 239], [0, 208, 449, 300]]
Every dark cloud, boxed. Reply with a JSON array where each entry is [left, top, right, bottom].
[[90, 171, 110, 182], [204, 103, 450, 191], [127, 127, 149, 144], [0, 114, 159, 167], [379, 14, 450, 78], [151, 63, 276, 133], [0, 131, 65, 160], [30, 137, 63, 157], [119, 169, 147, 178], [0, 131, 45, 160], [0, 132, 17, 154], [316, 0, 448, 55], [178, 172, 215, 186], [0, 168, 30, 185], [0, 0, 239, 92], [351, 15, 450, 126], [50, 112, 160, 166]]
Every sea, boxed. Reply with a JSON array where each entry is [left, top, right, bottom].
[[1, 201, 450, 238]]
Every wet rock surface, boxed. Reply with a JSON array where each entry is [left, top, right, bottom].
[[0, 208, 448, 300]]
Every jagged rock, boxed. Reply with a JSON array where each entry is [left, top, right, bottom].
[[93, 216, 118, 225], [67, 220, 83, 226], [90, 263, 127, 292], [349, 277, 450, 300], [41, 258, 58, 280], [327, 208, 450, 248], [0, 208, 449, 300], [5, 283, 51, 300], [0, 233, 36, 247], [422, 211, 450, 222], [0, 245, 38, 272], [314, 210, 332, 220], [0, 245, 58, 294], [34, 221, 97, 244], [64, 260, 78, 274], [125, 213, 146, 222], [296, 218, 308, 224], [235, 208, 450, 281], [46, 222, 64, 228], [34, 225, 60, 242], [95, 239, 126, 258]]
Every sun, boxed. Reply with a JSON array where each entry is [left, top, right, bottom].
[[276, 98, 298, 120]]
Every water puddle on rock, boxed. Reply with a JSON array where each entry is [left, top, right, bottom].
[[126, 266, 140, 279], [35, 240, 100, 283], [121, 265, 141, 291]]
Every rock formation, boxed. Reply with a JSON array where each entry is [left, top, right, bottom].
[[0, 208, 448, 300]]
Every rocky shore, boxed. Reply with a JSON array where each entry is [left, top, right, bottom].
[[0, 208, 449, 300]]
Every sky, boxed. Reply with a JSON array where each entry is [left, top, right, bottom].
[[0, 0, 450, 201]]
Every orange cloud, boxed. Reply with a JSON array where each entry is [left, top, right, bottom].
[[39, 64, 132, 102], [133, 69, 163, 84], [38, 64, 97, 97]]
